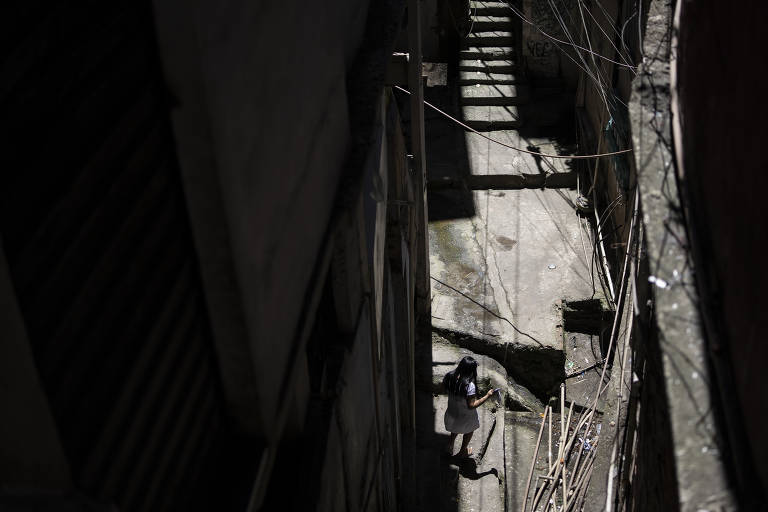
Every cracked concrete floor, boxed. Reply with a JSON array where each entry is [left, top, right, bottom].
[[430, 182, 594, 350], [424, 87, 600, 512], [420, 9, 601, 509]]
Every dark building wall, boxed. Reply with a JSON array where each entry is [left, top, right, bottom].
[[675, 0, 768, 505], [1, 2, 225, 510], [521, 0, 582, 86], [152, 0, 374, 440], [2, 0, 425, 509], [255, 91, 419, 512], [152, 0, 419, 509]]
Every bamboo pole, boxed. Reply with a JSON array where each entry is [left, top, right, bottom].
[[577, 464, 594, 511], [522, 407, 549, 512], [562, 400, 573, 511], [526, 191, 637, 510], [578, 188, 639, 469], [567, 427, 587, 492], [548, 406, 553, 471], [560, 384, 567, 511], [531, 410, 596, 511], [567, 445, 598, 512], [537, 145, 641, 512]]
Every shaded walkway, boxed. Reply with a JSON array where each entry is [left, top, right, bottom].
[[411, 1, 604, 510]]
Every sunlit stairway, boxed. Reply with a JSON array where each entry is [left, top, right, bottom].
[[459, 1, 528, 131]]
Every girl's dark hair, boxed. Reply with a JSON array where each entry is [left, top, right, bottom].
[[443, 356, 478, 397]]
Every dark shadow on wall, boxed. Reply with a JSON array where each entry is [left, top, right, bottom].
[[423, 84, 477, 221], [675, 1, 768, 507], [517, 89, 577, 154], [395, 82, 476, 222], [412, 327, 460, 512]]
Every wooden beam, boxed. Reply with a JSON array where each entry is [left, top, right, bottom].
[[428, 172, 577, 190]]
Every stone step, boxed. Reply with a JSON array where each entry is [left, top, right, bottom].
[[459, 70, 520, 85], [459, 59, 517, 74], [460, 47, 516, 60], [463, 31, 515, 48], [463, 105, 522, 131], [461, 84, 530, 106], [470, 0, 511, 17], [470, 15, 514, 32], [429, 322, 563, 401], [428, 336, 544, 412]]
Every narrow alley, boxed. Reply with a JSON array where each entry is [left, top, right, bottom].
[[411, 2, 610, 510], [2, 0, 757, 510]]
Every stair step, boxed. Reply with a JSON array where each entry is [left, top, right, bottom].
[[460, 47, 516, 60], [459, 70, 520, 85], [463, 105, 522, 131], [470, 0, 511, 17], [463, 31, 515, 47], [470, 15, 513, 32], [459, 59, 517, 73], [460, 84, 529, 106]]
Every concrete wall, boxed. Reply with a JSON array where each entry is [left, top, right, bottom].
[[521, 0, 581, 86], [259, 91, 421, 511], [1, 0, 421, 510], [1, 4, 227, 510], [674, 0, 768, 506], [154, 0, 420, 509], [569, 0, 639, 288], [153, 0, 372, 439]]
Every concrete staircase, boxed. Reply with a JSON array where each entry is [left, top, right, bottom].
[[470, 0, 513, 17], [460, 2, 527, 131]]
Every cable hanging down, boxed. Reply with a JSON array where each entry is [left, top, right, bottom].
[[393, 86, 633, 160], [506, 2, 637, 71]]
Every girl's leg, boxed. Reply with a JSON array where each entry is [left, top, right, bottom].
[[458, 431, 474, 457], [446, 433, 458, 454]]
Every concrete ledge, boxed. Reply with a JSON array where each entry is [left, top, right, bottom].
[[461, 84, 528, 106], [459, 70, 520, 85], [433, 325, 564, 401], [472, 16, 514, 32], [427, 335, 545, 413], [460, 48, 516, 60], [459, 60, 517, 74], [470, 1, 513, 17], [428, 172, 576, 190], [561, 298, 612, 335]]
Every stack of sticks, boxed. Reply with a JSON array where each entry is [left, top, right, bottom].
[[520, 384, 602, 512], [520, 189, 640, 512]]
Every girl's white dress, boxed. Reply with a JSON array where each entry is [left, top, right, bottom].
[[444, 381, 480, 434]]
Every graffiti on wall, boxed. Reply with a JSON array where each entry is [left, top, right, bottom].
[[522, 0, 576, 77]]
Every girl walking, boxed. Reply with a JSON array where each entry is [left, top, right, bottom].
[[443, 355, 495, 457]]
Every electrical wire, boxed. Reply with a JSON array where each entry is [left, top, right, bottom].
[[506, 3, 637, 70], [393, 86, 633, 160], [587, 0, 635, 69], [549, 0, 612, 113]]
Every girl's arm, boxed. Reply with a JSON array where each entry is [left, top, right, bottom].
[[466, 388, 494, 409]]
